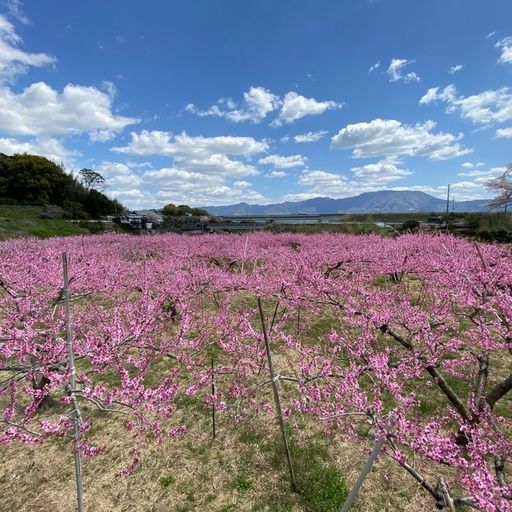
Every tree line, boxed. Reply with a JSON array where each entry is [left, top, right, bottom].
[[0, 153, 124, 219]]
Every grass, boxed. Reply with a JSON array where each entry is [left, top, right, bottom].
[[0, 205, 120, 240], [263, 432, 348, 512], [159, 475, 176, 488], [233, 474, 253, 491], [2, 268, 505, 511]]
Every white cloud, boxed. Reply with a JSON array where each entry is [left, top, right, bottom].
[[298, 169, 348, 188], [113, 131, 267, 161], [449, 64, 463, 74], [448, 166, 507, 200], [95, 161, 143, 188], [273, 92, 342, 125], [0, 14, 55, 81], [0, 136, 78, 166], [282, 157, 415, 202], [226, 87, 280, 122], [292, 130, 328, 143], [460, 162, 485, 170], [496, 36, 512, 64], [420, 84, 512, 124], [368, 61, 380, 73], [387, 182, 487, 201], [105, 165, 267, 209], [3, 0, 29, 25], [496, 126, 512, 138], [331, 118, 470, 160], [486, 31, 497, 40], [0, 82, 138, 138], [258, 154, 307, 168], [110, 131, 270, 207], [419, 84, 457, 105], [350, 157, 412, 183], [187, 87, 341, 126], [147, 168, 267, 206], [282, 169, 371, 202], [186, 86, 280, 123], [458, 166, 506, 179], [266, 170, 287, 178], [386, 58, 420, 83], [108, 188, 157, 210], [100, 80, 117, 98]]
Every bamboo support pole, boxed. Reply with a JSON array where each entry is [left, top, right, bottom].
[[62, 253, 84, 512], [257, 297, 297, 492], [340, 418, 395, 512]]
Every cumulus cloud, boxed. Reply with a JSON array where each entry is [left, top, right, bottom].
[[461, 162, 484, 170], [496, 37, 512, 64], [110, 131, 271, 207], [107, 188, 157, 210], [331, 118, 470, 160], [350, 157, 412, 183], [496, 126, 512, 138], [281, 156, 415, 202], [266, 170, 287, 178], [292, 130, 328, 143], [187, 87, 341, 126], [420, 84, 512, 124], [449, 64, 463, 74], [0, 136, 78, 166], [458, 166, 506, 179], [186, 86, 280, 123], [0, 14, 55, 81], [282, 169, 373, 202], [390, 182, 489, 201], [95, 161, 143, 188], [113, 131, 267, 165], [258, 154, 307, 168], [0, 82, 138, 138], [386, 58, 420, 83], [273, 92, 342, 126], [147, 167, 266, 206], [368, 61, 380, 73], [99, 160, 269, 209]]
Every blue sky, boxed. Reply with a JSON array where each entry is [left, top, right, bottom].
[[0, 0, 511, 208]]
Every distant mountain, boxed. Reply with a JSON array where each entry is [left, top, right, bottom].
[[204, 191, 491, 216]]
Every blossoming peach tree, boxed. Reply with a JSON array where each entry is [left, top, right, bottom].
[[0, 233, 510, 510]]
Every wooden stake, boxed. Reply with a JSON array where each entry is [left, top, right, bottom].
[[340, 418, 395, 512], [257, 297, 297, 492], [62, 253, 84, 512], [211, 358, 216, 440]]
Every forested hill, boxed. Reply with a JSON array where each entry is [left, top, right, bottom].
[[0, 153, 123, 219]]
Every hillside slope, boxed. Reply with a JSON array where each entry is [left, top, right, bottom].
[[0, 205, 90, 240]]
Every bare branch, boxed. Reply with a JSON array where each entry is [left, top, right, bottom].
[[379, 324, 469, 420], [486, 373, 512, 409]]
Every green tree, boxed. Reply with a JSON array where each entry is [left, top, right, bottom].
[[0, 153, 67, 204], [400, 219, 420, 232], [0, 153, 125, 218], [78, 168, 105, 191]]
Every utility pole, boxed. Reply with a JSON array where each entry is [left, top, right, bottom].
[[446, 184, 450, 233]]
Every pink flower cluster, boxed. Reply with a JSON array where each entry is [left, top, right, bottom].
[[0, 232, 511, 509]]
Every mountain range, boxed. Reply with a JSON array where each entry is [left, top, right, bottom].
[[204, 190, 491, 216]]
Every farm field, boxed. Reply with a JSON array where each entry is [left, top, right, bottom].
[[0, 232, 511, 511]]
